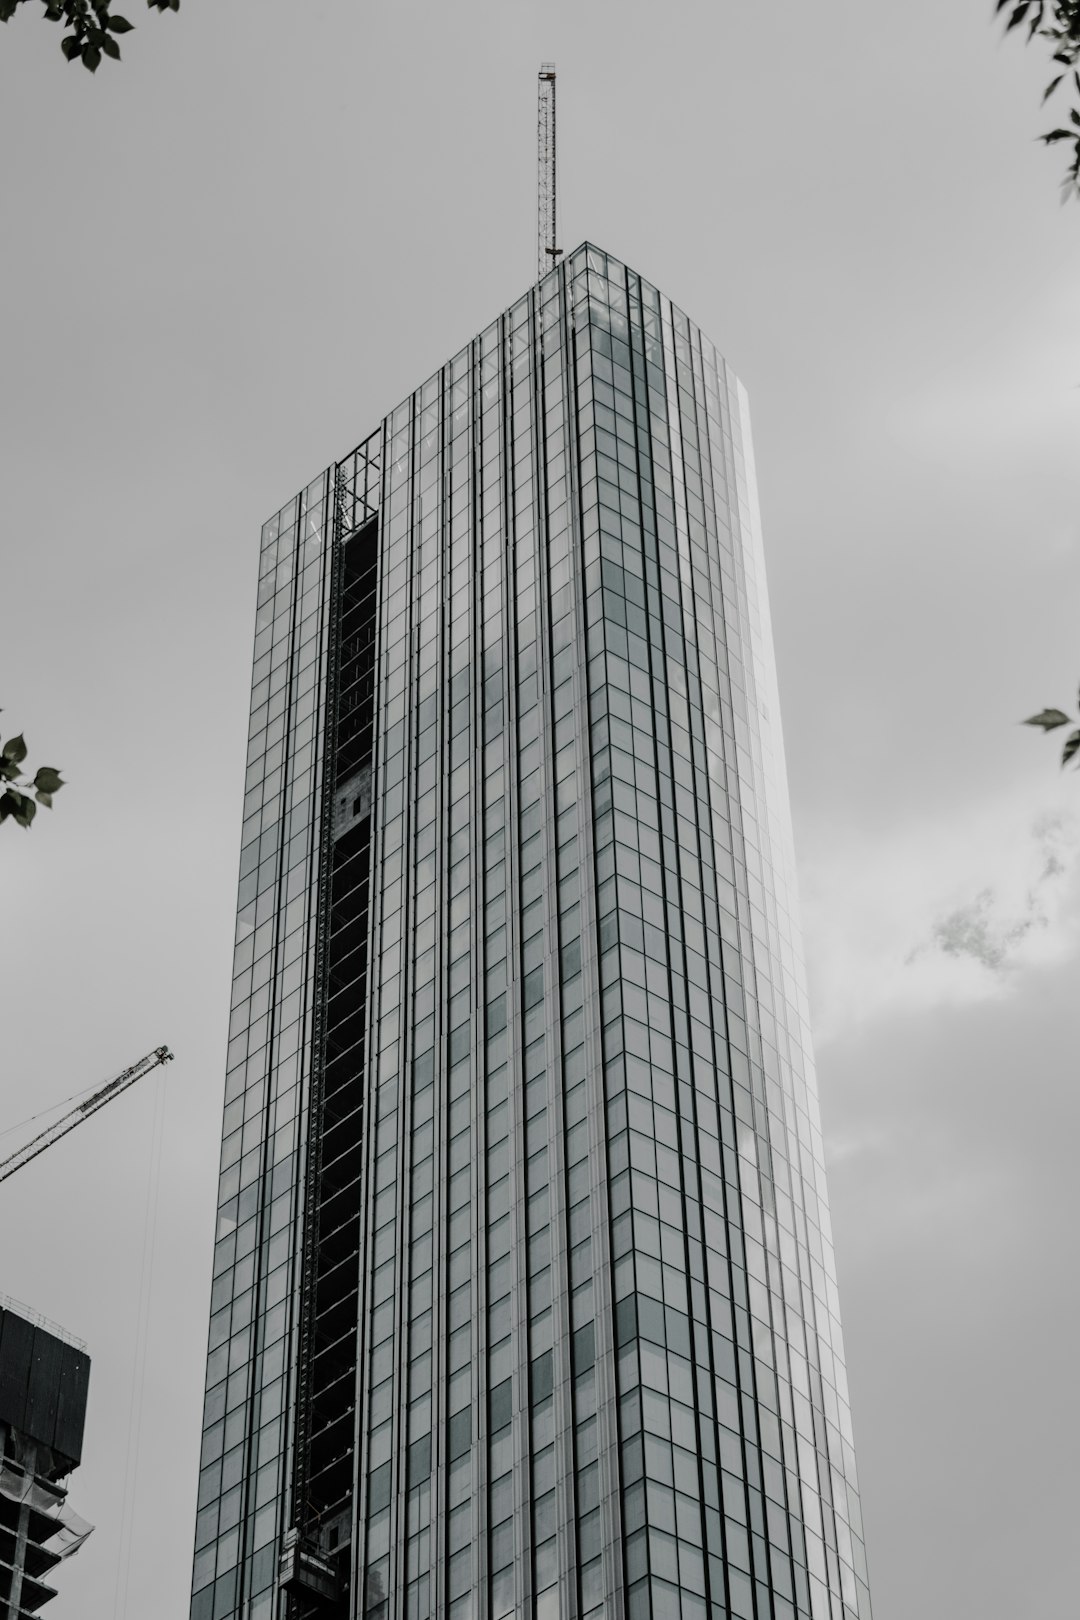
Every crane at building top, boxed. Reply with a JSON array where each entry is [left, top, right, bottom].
[[0, 1046, 174, 1186], [538, 62, 561, 280]]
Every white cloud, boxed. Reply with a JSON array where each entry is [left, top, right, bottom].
[[800, 788, 1080, 1045]]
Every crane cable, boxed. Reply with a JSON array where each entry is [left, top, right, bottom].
[[112, 1063, 168, 1620]]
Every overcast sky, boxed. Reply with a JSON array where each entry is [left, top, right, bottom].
[[1, 3, 1077, 1618]]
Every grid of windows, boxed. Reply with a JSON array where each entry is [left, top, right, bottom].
[[191, 245, 872, 1620], [191, 470, 337, 1620]]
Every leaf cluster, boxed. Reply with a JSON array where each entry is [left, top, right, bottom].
[[0, 0, 178, 72], [1023, 685, 1080, 767], [997, 1, 1080, 197], [0, 725, 65, 830]]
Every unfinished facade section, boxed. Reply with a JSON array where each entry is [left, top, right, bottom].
[[0, 1298, 92, 1618]]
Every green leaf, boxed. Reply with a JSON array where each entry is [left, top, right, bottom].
[[62, 34, 82, 60], [1042, 73, 1065, 102], [101, 34, 120, 57], [1023, 708, 1072, 731], [0, 1, 20, 21], [82, 41, 101, 70], [2, 734, 27, 764], [1, 785, 33, 827], [33, 766, 63, 794], [1007, 2, 1032, 31], [35, 790, 53, 809], [108, 14, 134, 30], [1063, 730, 1080, 768], [0, 757, 20, 781]]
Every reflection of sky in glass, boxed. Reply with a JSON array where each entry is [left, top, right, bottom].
[[190, 245, 872, 1620]]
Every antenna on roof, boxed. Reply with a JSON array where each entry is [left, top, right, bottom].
[[538, 63, 561, 280]]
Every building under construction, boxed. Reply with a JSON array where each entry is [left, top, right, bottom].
[[189, 64, 874, 1620], [0, 1049, 169, 1615], [0, 1298, 92, 1618]]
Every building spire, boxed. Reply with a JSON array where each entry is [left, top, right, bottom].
[[537, 63, 561, 280]]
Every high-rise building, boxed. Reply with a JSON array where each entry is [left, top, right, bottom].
[[190, 244, 873, 1620], [0, 1296, 93, 1617]]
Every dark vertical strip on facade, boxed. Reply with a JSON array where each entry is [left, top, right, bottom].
[[285, 483, 379, 1620], [286, 471, 344, 1609], [349, 424, 393, 1620]]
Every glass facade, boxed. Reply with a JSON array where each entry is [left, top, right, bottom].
[[190, 245, 873, 1620]]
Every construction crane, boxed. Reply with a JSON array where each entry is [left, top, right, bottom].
[[0, 1046, 174, 1186], [538, 62, 561, 280]]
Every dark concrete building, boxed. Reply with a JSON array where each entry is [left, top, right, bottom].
[[0, 1297, 92, 1618]]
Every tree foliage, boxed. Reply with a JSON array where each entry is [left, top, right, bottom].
[[0, 720, 65, 831], [0, 0, 178, 72], [997, 1, 1080, 196], [1023, 689, 1080, 767]]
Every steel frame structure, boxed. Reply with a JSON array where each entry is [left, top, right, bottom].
[[537, 63, 560, 279]]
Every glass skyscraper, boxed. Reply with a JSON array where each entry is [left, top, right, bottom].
[[190, 244, 873, 1620]]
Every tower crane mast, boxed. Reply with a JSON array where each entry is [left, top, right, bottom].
[[538, 63, 561, 280], [0, 1046, 174, 1186]]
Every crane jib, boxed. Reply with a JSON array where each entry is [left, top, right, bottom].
[[0, 1046, 175, 1186]]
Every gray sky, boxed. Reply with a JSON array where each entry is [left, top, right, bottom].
[[1, 3, 1077, 1617]]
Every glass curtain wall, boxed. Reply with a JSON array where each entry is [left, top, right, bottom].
[[190, 469, 335, 1620], [190, 245, 872, 1620]]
